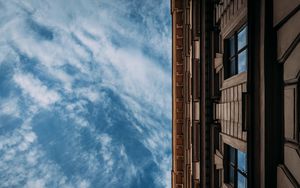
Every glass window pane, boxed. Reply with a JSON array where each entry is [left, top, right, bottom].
[[230, 58, 236, 76], [229, 36, 235, 57], [229, 146, 236, 164], [238, 172, 247, 188], [238, 26, 247, 50], [230, 166, 235, 185], [238, 150, 247, 173], [238, 49, 247, 73]]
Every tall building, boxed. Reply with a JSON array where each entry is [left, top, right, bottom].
[[171, 0, 300, 187]]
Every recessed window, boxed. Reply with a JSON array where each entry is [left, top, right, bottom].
[[225, 144, 248, 188], [226, 25, 248, 78]]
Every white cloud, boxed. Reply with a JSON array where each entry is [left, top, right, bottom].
[[78, 179, 90, 188], [0, 98, 20, 117], [76, 87, 100, 102], [13, 73, 60, 108], [98, 134, 112, 146], [98, 134, 114, 172], [50, 69, 74, 93], [26, 179, 46, 188], [23, 131, 37, 143], [26, 149, 39, 165]]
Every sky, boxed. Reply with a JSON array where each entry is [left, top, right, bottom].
[[0, 1, 172, 188]]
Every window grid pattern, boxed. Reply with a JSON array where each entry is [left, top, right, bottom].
[[225, 145, 247, 188], [227, 25, 248, 77]]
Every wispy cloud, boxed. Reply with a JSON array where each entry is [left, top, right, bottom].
[[13, 73, 61, 108], [0, 98, 20, 117], [98, 134, 114, 172]]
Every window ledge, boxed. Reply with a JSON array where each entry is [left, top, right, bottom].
[[221, 72, 247, 90], [223, 183, 234, 188], [220, 133, 247, 152]]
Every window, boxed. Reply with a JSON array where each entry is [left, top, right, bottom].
[[225, 144, 247, 188], [226, 25, 248, 78]]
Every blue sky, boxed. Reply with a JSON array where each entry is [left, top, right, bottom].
[[0, 1, 171, 187]]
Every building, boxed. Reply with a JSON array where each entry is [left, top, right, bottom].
[[171, 0, 300, 187]]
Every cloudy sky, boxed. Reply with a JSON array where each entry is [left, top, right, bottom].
[[0, 1, 171, 187]]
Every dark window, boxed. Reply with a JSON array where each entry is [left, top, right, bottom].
[[225, 144, 247, 188], [193, 59, 200, 99], [213, 124, 221, 151], [213, 71, 221, 98], [214, 169, 221, 188], [226, 25, 248, 78]]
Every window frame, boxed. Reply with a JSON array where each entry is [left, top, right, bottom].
[[225, 25, 248, 78], [224, 144, 248, 188]]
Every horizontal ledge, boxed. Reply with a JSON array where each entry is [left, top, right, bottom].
[[221, 71, 247, 90], [220, 133, 247, 152]]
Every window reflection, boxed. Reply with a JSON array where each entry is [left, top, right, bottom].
[[238, 49, 247, 73], [225, 144, 248, 187], [238, 172, 247, 188], [226, 25, 248, 78], [238, 26, 247, 50], [238, 150, 247, 173]]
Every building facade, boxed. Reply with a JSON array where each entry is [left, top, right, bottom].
[[171, 0, 300, 187]]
